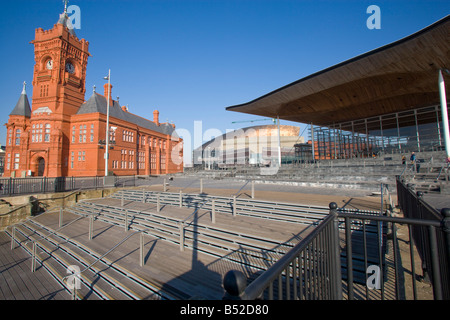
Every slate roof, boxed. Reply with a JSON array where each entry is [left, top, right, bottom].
[[77, 92, 178, 137], [10, 86, 31, 118], [57, 13, 76, 36]]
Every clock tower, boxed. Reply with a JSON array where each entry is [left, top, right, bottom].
[[31, 7, 90, 117], [26, 4, 90, 177], [4, 1, 183, 179]]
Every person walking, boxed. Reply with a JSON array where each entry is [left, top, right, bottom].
[[410, 152, 416, 171]]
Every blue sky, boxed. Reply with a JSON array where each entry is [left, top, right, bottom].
[[0, 0, 449, 164]]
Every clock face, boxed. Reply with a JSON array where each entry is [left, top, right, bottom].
[[65, 62, 75, 74], [46, 60, 53, 70]]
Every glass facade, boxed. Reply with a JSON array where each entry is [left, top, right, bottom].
[[310, 104, 448, 160]]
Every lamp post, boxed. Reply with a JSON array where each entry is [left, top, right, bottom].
[[104, 69, 111, 176]]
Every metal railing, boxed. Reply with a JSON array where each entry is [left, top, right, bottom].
[[10, 209, 149, 300], [223, 205, 342, 300], [10, 207, 88, 272], [113, 188, 379, 222], [62, 230, 146, 299], [223, 196, 450, 300], [396, 176, 450, 299], [0, 175, 140, 197], [178, 196, 211, 251]]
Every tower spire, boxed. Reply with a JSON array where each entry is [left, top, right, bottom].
[[57, 0, 76, 36], [63, 0, 69, 14], [22, 81, 26, 95]]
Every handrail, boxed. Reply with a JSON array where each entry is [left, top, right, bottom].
[[233, 180, 250, 197], [10, 207, 88, 252], [3, 188, 83, 222], [136, 189, 330, 211], [224, 206, 447, 300], [28, 214, 87, 244], [338, 211, 441, 227], [179, 196, 210, 227], [399, 165, 407, 178], [0, 203, 29, 218], [63, 230, 142, 282], [9, 205, 63, 229], [37, 188, 83, 202], [436, 162, 450, 181], [226, 212, 338, 300], [62, 230, 146, 298]]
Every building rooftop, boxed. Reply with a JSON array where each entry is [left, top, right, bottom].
[[226, 15, 450, 127], [9, 82, 31, 118], [77, 92, 178, 137]]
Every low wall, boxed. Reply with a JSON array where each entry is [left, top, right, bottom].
[[0, 187, 130, 230]]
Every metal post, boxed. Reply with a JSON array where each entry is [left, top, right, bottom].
[[125, 210, 128, 231], [89, 214, 94, 240], [121, 193, 124, 206], [277, 116, 281, 166], [164, 178, 167, 192], [10, 226, 16, 250], [345, 216, 354, 300], [251, 180, 255, 199], [429, 226, 443, 300], [179, 190, 182, 208], [442, 208, 450, 275], [140, 232, 144, 267], [212, 198, 216, 224], [330, 202, 342, 300], [200, 178, 203, 193], [311, 123, 315, 161], [179, 223, 185, 251], [438, 70, 450, 159], [104, 69, 111, 177], [142, 189, 145, 203], [59, 207, 63, 228], [157, 194, 160, 212], [233, 195, 236, 216], [31, 241, 37, 272]]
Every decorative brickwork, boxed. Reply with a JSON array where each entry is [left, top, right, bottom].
[[4, 9, 183, 177]]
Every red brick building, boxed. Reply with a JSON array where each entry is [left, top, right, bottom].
[[4, 7, 183, 178]]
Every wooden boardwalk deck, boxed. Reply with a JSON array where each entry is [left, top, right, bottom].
[[0, 232, 70, 300], [92, 197, 311, 244], [1, 196, 312, 300]]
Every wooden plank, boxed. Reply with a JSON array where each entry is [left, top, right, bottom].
[[0, 232, 70, 300], [0, 192, 327, 300]]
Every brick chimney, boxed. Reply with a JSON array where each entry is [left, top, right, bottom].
[[103, 83, 113, 105], [153, 110, 160, 126]]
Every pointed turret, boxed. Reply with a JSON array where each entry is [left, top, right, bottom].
[[57, 0, 76, 36], [10, 82, 31, 117]]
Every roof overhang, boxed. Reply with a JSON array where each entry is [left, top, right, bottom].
[[226, 15, 450, 127]]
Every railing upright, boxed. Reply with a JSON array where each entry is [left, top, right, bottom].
[[62, 230, 146, 299], [331, 202, 343, 300], [223, 202, 342, 300]]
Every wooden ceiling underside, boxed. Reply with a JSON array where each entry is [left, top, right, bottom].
[[226, 16, 450, 127]]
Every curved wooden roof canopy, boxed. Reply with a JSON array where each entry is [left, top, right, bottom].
[[226, 15, 450, 131]]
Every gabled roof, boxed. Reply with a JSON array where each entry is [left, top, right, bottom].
[[10, 83, 31, 118], [77, 92, 178, 137]]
